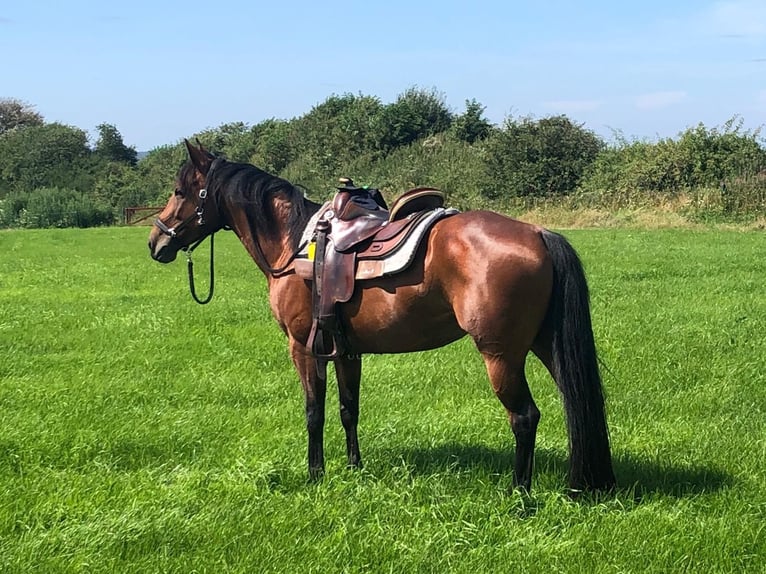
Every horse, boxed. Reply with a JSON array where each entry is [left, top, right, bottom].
[[148, 140, 616, 494]]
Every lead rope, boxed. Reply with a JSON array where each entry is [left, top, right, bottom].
[[186, 232, 215, 304]]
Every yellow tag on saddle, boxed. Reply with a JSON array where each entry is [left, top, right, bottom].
[[307, 241, 316, 261]]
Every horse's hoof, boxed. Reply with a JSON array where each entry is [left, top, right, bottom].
[[308, 468, 325, 483]]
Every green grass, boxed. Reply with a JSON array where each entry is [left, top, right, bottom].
[[1, 227, 764, 573]]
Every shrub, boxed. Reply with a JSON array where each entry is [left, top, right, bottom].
[[582, 118, 766, 194], [481, 115, 604, 199], [0, 187, 114, 228]]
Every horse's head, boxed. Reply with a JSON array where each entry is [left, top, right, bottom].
[[148, 140, 225, 263]]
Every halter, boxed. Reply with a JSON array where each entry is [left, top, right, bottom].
[[153, 186, 217, 304], [154, 156, 225, 240], [153, 187, 208, 239]]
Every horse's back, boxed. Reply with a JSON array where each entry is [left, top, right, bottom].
[[432, 210, 550, 265], [343, 210, 553, 355]]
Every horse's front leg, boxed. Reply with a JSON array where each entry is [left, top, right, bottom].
[[335, 355, 362, 469], [290, 341, 327, 481]]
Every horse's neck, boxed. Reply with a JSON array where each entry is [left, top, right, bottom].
[[224, 195, 319, 277]]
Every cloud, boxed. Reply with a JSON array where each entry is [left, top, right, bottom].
[[695, 1, 766, 39], [542, 99, 603, 114], [634, 91, 687, 110]]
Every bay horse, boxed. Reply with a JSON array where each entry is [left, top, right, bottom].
[[148, 140, 616, 494]]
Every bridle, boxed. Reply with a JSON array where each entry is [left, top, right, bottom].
[[153, 167, 308, 304]]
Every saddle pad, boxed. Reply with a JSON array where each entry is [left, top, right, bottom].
[[294, 205, 458, 281], [355, 207, 458, 280]]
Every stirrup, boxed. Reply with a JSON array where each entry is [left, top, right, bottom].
[[308, 325, 345, 361]]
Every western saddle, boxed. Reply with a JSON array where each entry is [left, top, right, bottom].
[[295, 178, 457, 360]]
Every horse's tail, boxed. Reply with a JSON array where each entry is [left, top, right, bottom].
[[540, 229, 616, 493]]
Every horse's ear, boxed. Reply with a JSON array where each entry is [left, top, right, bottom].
[[184, 138, 214, 175]]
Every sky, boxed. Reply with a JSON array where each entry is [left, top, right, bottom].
[[2, 0, 765, 151]]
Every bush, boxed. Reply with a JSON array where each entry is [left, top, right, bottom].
[[0, 187, 114, 228], [346, 135, 487, 210], [481, 115, 603, 199], [291, 93, 385, 178], [0, 194, 27, 227], [580, 118, 766, 204]]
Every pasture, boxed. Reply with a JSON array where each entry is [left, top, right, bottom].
[[1, 226, 764, 573]]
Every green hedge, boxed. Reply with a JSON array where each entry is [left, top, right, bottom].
[[0, 187, 115, 228]]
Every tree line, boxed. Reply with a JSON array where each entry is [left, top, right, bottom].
[[1, 89, 764, 228]]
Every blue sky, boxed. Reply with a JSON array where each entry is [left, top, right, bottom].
[[2, 0, 765, 151]]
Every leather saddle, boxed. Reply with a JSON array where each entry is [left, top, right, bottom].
[[296, 179, 456, 360]]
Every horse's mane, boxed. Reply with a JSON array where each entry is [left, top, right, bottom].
[[189, 157, 319, 247]]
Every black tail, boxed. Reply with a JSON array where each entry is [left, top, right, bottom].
[[540, 229, 616, 493]]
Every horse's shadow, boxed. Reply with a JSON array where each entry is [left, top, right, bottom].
[[377, 442, 733, 500]]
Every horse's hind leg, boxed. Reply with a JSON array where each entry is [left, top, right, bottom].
[[335, 356, 362, 469], [482, 353, 540, 491]]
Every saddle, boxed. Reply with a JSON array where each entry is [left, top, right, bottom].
[[294, 178, 457, 360]]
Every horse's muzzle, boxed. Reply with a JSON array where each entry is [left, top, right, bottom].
[[148, 235, 178, 263]]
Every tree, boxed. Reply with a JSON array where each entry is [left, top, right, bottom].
[[192, 122, 257, 163], [451, 99, 493, 144], [0, 122, 91, 195], [92, 161, 147, 212], [93, 123, 137, 165], [0, 98, 44, 136], [133, 143, 189, 204], [251, 118, 296, 174], [293, 93, 385, 176], [377, 87, 453, 152]]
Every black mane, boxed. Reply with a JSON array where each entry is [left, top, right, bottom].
[[198, 158, 320, 247]]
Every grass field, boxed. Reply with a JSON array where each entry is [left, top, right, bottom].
[[1, 226, 764, 573]]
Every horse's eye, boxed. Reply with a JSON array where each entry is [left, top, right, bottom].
[[174, 189, 184, 198]]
